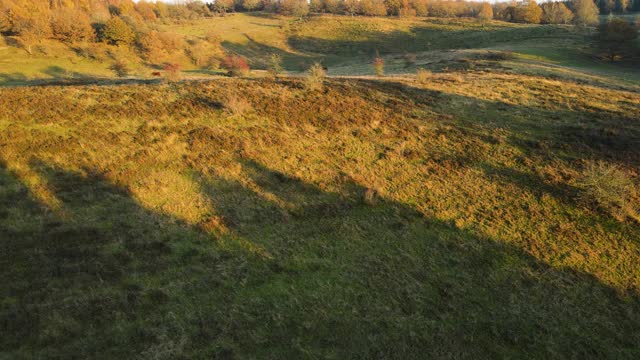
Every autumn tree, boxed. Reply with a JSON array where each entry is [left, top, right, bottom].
[[323, 0, 342, 13], [12, 10, 52, 54], [385, 0, 402, 15], [477, 2, 493, 21], [242, 0, 263, 11], [399, 0, 417, 17], [134, 1, 157, 21], [343, 0, 362, 15], [279, 0, 310, 17], [616, 0, 630, 12], [51, 8, 94, 42], [573, 0, 600, 26], [361, 0, 388, 16], [154, 1, 169, 18], [514, 0, 543, 24], [542, 2, 574, 24], [213, 0, 235, 14], [101, 16, 135, 46], [412, 0, 429, 16], [597, 18, 638, 61]]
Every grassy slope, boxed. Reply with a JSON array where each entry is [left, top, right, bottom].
[[2, 13, 638, 85], [0, 41, 114, 85], [1, 68, 639, 358]]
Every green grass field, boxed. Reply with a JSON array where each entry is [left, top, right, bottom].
[[2, 13, 638, 84], [1, 12, 640, 359]]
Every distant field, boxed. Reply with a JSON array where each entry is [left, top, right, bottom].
[[599, 12, 640, 23], [1, 13, 638, 85]]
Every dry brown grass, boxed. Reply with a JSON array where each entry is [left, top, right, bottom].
[[1, 72, 639, 359]]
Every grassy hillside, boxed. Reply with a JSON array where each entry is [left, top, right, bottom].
[[1, 67, 639, 357], [2, 13, 638, 85]]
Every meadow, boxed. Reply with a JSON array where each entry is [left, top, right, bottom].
[[2, 13, 638, 84], [1, 12, 640, 359]]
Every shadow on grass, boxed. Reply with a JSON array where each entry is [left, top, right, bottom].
[[0, 72, 29, 86], [1, 156, 639, 358], [351, 77, 640, 168], [287, 23, 568, 58], [221, 35, 317, 72]]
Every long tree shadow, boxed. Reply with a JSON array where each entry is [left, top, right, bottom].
[[2, 77, 640, 358], [349, 78, 640, 168], [2, 158, 640, 358], [192, 159, 640, 358], [221, 35, 317, 71], [287, 22, 568, 58]]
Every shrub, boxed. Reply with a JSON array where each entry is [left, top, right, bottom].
[[139, 31, 188, 64], [12, 14, 52, 54], [110, 59, 130, 77], [51, 8, 95, 43], [101, 17, 135, 46], [305, 63, 326, 91], [162, 63, 181, 81], [372, 56, 384, 77], [221, 55, 250, 76], [268, 53, 284, 78], [416, 68, 431, 83], [188, 40, 217, 67], [597, 18, 638, 62], [477, 2, 493, 22], [576, 161, 638, 221]]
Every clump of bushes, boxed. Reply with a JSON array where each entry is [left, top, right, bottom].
[[51, 8, 95, 43], [416, 68, 432, 84], [101, 17, 135, 46], [305, 63, 326, 91], [221, 55, 250, 77], [187, 39, 219, 68], [138, 31, 186, 64], [576, 161, 638, 222]]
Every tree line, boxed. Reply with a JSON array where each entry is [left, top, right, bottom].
[[1, 0, 634, 38], [0, 0, 636, 64]]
